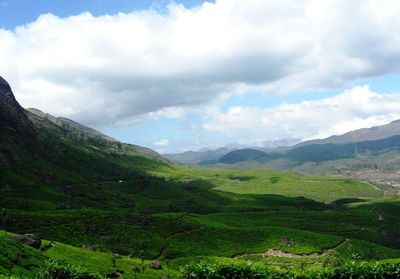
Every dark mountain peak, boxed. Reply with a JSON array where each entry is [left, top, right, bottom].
[[0, 76, 11, 92], [0, 76, 21, 107], [0, 76, 36, 139]]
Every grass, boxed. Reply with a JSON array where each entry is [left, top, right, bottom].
[[0, 232, 47, 278], [154, 166, 384, 202], [0, 231, 180, 278], [165, 226, 343, 258], [182, 260, 400, 279], [2, 229, 400, 279]]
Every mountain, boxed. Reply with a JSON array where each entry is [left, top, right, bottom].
[[26, 108, 166, 162], [0, 76, 36, 139], [217, 148, 273, 164], [216, 135, 400, 165], [211, 121, 400, 177], [297, 120, 400, 146], [164, 147, 230, 164], [165, 138, 299, 165], [0, 77, 39, 168], [0, 76, 167, 186]]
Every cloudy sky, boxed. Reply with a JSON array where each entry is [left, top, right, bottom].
[[1, 0, 400, 153]]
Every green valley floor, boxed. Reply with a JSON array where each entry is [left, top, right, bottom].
[[1, 165, 400, 278]]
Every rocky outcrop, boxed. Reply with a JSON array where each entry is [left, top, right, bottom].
[[13, 234, 42, 249], [149, 260, 162, 269]]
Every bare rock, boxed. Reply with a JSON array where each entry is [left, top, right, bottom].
[[150, 260, 162, 270], [13, 234, 41, 249]]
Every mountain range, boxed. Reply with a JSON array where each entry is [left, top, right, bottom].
[[166, 118, 400, 180], [164, 138, 299, 165]]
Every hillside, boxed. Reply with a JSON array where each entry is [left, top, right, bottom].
[[217, 148, 274, 164], [26, 108, 167, 163], [0, 76, 169, 188]]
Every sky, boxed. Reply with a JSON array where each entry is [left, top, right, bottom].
[[1, 0, 400, 153]]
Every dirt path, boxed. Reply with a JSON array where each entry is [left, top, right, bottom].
[[234, 238, 349, 259], [153, 226, 203, 259], [360, 180, 384, 191]]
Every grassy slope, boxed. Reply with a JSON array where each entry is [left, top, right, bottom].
[[0, 232, 46, 278], [154, 166, 384, 202], [2, 230, 400, 278], [0, 232, 180, 278]]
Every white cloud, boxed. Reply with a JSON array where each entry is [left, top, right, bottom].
[[203, 86, 400, 145], [153, 139, 170, 146], [1, 0, 400, 128]]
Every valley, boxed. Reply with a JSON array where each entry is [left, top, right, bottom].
[[1, 75, 400, 278]]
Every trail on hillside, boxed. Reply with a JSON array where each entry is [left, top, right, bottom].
[[153, 214, 204, 259], [234, 238, 349, 259]]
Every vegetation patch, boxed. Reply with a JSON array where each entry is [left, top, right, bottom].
[[183, 262, 400, 279]]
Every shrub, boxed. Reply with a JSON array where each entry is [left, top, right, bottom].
[[182, 262, 400, 279], [36, 260, 103, 279], [182, 263, 292, 279], [328, 262, 400, 279]]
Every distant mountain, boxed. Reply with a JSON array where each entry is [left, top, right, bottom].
[[210, 121, 400, 175], [164, 147, 230, 165], [165, 138, 299, 164], [297, 120, 400, 147], [218, 148, 274, 164]]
